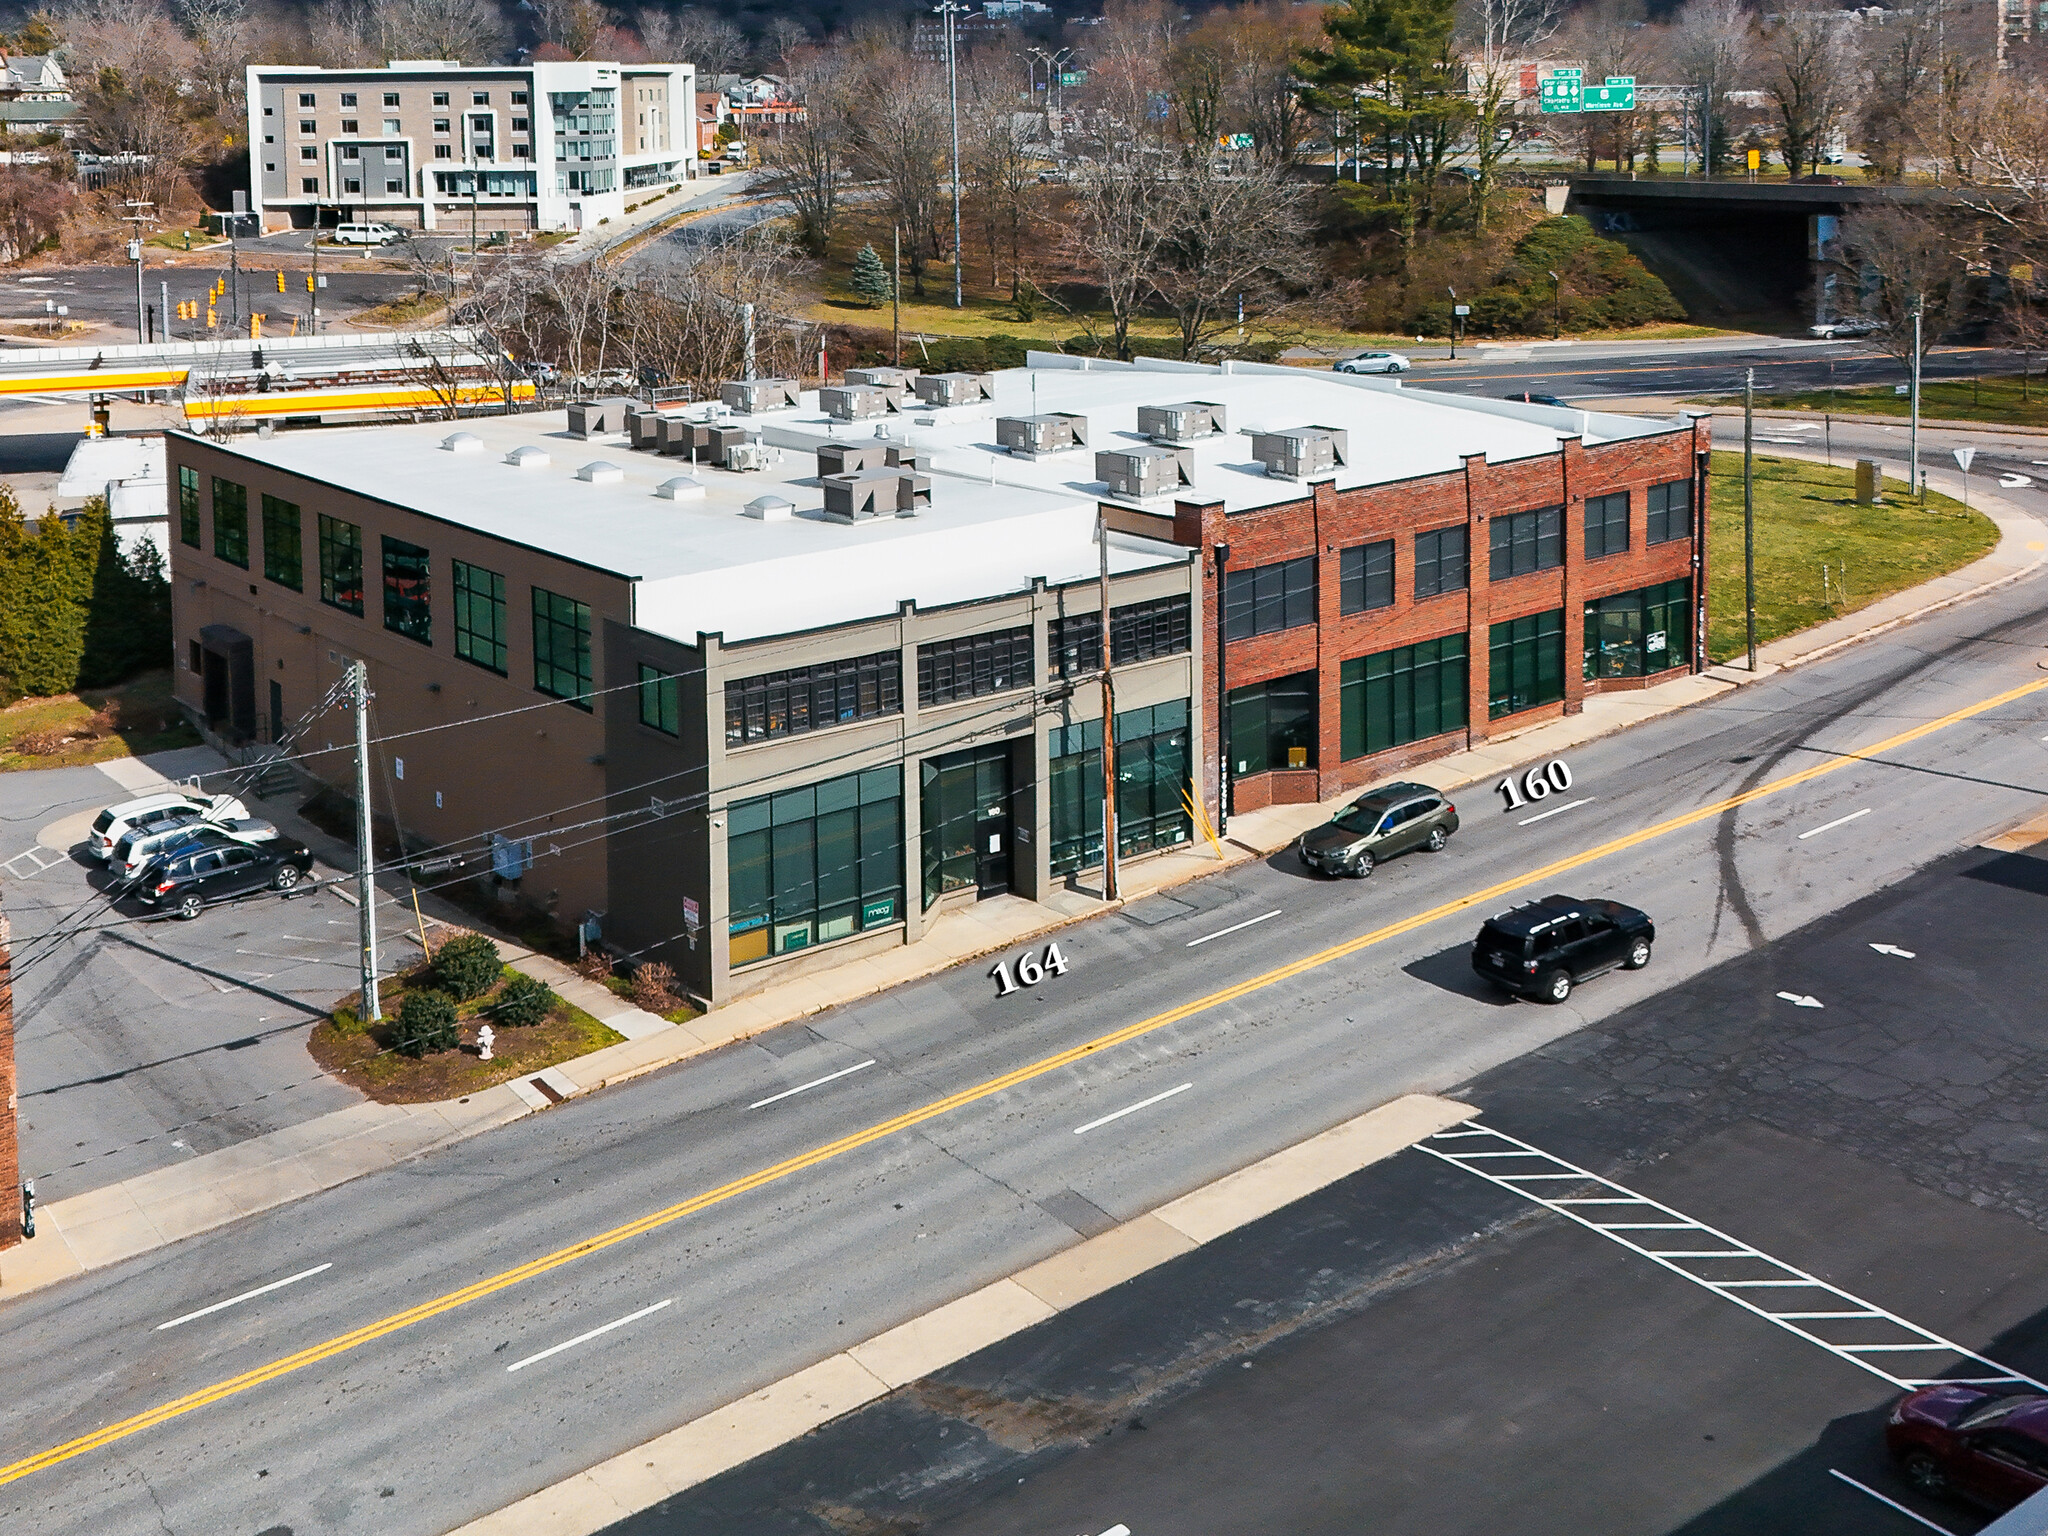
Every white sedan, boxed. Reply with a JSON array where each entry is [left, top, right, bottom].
[[1335, 351, 1410, 375]]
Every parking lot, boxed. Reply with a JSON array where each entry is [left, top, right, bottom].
[[609, 837, 2048, 1536], [0, 749, 425, 1204]]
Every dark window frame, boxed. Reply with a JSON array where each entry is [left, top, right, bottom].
[[1489, 506, 1564, 581], [727, 767, 904, 965], [260, 493, 302, 590], [1584, 490, 1630, 560], [1227, 671, 1318, 775], [1488, 608, 1566, 720], [210, 477, 248, 568], [1049, 594, 1192, 678], [725, 651, 902, 746], [451, 559, 508, 675], [1341, 634, 1469, 760], [381, 535, 432, 645], [177, 465, 200, 548], [1647, 478, 1693, 545], [1223, 556, 1317, 641], [917, 625, 1033, 707], [532, 586, 593, 708], [638, 663, 680, 735], [318, 514, 363, 615], [1339, 539, 1395, 615], [1414, 524, 1469, 598]]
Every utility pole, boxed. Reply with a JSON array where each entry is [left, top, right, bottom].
[[1098, 512, 1118, 901], [349, 661, 381, 1021], [1447, 286, 1458, 360], [1744, 367, 1757, 673], [1910, 298, 1924, 498], [938, 0, 964, 309], [159, 279, 169, 342], [120, 200, 153, 344], [1213, 542, 1231, 837]]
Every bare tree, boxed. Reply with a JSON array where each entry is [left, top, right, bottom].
[[961, 58, 1044, 301], [315, 0, 507, 66], [760, 16, 811, 76], [1552, 0, 1650, 172], [533, 0, 611, 60], [852, 50, 949, 297], [1854, 2, 1937, 181], [1664, 0, 1750, 174], [1146, 151, 1313, 358], [1839, 205, 1972, 371], [1458, 0, 1559, 228], [1060, 144, 1167, 360], [618, 227, 808, 392], [175, 0, 251, 118], [635, 5, 742, 75], [58, 0, 189, 85], [1759, 9, 1852, 176], [0, 163, 72, 262], [756, 52, 850, 257]]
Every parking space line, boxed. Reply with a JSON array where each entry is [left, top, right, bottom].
[[1827, 1470, 1957, 1534], [1420, 1121, 2046, 1393]]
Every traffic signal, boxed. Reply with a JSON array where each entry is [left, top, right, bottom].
[[305, 273, 315, 293], [206, 306, 216, 327], [275, 270, 285, 293], [251, 313, 262, 338]]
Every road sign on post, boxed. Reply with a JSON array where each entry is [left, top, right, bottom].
[[1582, 76, 1636, 111], [1539, 68, 1582, 113]]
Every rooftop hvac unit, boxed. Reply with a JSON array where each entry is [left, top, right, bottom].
[[816, 441, 924, 478], [627, 408, 668, 451], [845, 366, 919, 389], [1251, 425, 1349, 480], [1096, 444, 1194, 500], [654, 415, 714, 460], [822, 468, 931, 522], [720, 378, 801, 414], [995, 412, 1087, 458], [1137, 400, 1227, 444], [567, 396, 638, 438], [912, 371, 995, 408], [819, 383, 904, 421], [724, 438, 771, 472]]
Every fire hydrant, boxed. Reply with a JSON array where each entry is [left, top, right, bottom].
[[476, 1024, 496, 1062]]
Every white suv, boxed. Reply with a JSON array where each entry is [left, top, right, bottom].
[[110, 816, 277, 882], [89, 792, 249, 861]]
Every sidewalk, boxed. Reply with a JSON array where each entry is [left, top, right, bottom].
[[5, 470, 2042, 1301], [545, 171, 758, 264]]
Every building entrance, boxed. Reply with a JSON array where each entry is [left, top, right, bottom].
[[921, 742, 1013, 908]]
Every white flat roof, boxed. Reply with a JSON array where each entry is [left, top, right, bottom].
[[187, 363, 1680, 648]]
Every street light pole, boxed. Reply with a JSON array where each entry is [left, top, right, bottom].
[[1447, 285, 1458, 360], [1744, 367, 1758, 672], [1910, 298, 1924, 499], [938, 0, 964, 309]]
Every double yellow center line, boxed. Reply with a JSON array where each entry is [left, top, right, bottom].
[[5, 673, 2043, 1487]]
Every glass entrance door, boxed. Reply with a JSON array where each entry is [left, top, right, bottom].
[[921, 743, 1013, 908]]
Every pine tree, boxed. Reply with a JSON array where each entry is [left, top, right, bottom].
[[849, 243, 893, 309]]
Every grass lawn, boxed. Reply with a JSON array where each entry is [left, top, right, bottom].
[[0, 670, 199, 772], [1706, 451, 1995, 662], [308, 962, 624, 1104], [347, 289, 447, 328], [1701, 374, 2048, 430]]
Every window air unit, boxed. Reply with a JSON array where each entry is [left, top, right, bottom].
[[1137, 401, 1227, 444], [1096, 444, 1194, 499], [995, 412, 1087, 458], [1251, 425, 1348, 480]]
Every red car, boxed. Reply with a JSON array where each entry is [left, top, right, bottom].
[[1888, 1385, 2048, 1511]]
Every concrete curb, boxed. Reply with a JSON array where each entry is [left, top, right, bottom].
[[440, 1092, 1475, 1536]]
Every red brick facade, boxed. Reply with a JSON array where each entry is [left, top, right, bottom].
[[1172, 419, 1711, 822], [0, 916, 16, 1251]]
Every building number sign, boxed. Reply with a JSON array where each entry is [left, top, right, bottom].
[[1496, 759, 1574, 812], [991, 942, 1071, 997]]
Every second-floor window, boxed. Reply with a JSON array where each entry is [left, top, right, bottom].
[[211, 478, 247, 568], [318, 515, 362, 615], [1415, 525, 1469, 597], [532, 587, 592, 708], [1584, 491, 1629, 559], [382, 536, 431, 644], [261, 494, 301, 590], [177, 466, 200, 547], [1339, 540, 1394, 615], [452, 560, 507, 675], [725, 651, 901, 746], [1647, 478, 1693, 544], [1224, 556, 1317, 640], [1489, 506, 1563, 581], [917, 626, 1032, 707]]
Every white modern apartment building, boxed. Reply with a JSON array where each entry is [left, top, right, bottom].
[[245, 58, 697, 236]]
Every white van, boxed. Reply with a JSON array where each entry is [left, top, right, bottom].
[[332, 221, 403, 246]]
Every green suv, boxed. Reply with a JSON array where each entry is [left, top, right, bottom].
[[1296, 782, 1459, 878]]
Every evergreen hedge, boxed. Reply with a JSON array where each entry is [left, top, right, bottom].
[[0, 489, 173, 702]]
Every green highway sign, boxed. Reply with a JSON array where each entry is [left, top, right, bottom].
[[1583, 76, 1636, 111], [1538, 69, 1582, 113], [1059, 70, 1085, 85]]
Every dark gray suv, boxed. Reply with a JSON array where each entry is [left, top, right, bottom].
[[1297, 782, 1459, 878]]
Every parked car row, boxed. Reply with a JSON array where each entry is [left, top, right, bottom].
[[87, 790, 314, 919]]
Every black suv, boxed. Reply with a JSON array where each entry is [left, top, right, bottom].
[[1471, 895, 1654, 1003], [137, 833, 315, 919]]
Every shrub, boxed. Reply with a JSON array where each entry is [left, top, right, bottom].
[[492, 971, 555, 1028], [434, 932, 502, 1001], [575, 949, 614, 983], [393, 989, 458, 1057], [631, 960, 678, 1012]]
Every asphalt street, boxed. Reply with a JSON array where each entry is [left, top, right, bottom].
[[704, 838, 2048, 1536], [0, 262, 417, 340], [5, 527, 2048, 1533]]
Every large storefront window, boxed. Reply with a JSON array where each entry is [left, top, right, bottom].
[[1488, 610, 1565, 720], [1228, 672, 1316, 776], [727, 767, 902, 966], [1048, 700, 1192, 875], [1341, 635, 1468, 760], [1585, 579, 1692, 680]]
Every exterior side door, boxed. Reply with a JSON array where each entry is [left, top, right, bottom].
[[1581, 912, 1631, 971], [1384, 801, 1428, 855], [1956, 1430, 2048, 1509], [216, 845, 268, 895]]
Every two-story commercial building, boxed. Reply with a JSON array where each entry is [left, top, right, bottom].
[[165, 361, 1705, 1010], [244, 58, 696, 235]]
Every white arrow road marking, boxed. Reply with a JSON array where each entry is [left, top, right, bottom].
[[1869, 943, 1917, 959], [2001, 474, 2034, 488], [1777, 992, 1825, 1008]]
